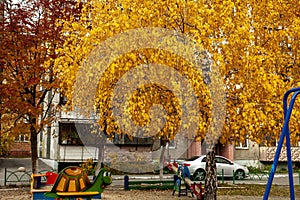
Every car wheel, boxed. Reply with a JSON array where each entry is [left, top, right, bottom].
[[193, 169, 206, 181], [234, 169, 245, 180]]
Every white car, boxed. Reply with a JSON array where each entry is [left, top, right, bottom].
[[183, 155, 249, 181]]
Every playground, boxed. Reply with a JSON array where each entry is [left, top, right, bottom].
[[1, 88, 300, 199], [0, 187, 294, 200]]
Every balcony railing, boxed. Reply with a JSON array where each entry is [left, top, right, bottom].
[[259, 146, 300, 162]]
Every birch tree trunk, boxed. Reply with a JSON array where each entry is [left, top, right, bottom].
[[159, 144, 166, 180], [204, 149, 217, 200]]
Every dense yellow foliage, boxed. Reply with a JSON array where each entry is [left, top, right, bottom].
[[55, 0, 300, 146]]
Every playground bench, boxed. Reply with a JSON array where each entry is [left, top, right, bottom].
[[30, 172, 59, 200], [169, 163, 204, 200]]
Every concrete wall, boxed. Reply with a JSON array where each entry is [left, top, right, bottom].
[[151, 137, 190, 161], [104, 145, 154, 173], [234, 140, 260, 167]]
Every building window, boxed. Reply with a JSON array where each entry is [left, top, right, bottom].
[[59, 122, 83, 145], [15, 134, 29, 142], [260, 136, 277, 147], [59, 122, 104, 146], [167, 140, 176, 149], [235, 139, 249, 149], [59, 95, 67, 106], [112, 133, 154, 146]]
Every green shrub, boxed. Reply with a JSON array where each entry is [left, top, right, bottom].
[[248, 166, 263, 173], [80, 158, 96, 176]]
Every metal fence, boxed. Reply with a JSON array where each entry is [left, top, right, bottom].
[[3, 168, 57, 186]]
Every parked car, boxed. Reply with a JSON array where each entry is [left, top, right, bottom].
[[183, 155, 249, 181], [163, 159, 185, 172]]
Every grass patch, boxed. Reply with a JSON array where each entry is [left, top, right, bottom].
[[218, 184, 300, 197], [247, 165, 295, 174]]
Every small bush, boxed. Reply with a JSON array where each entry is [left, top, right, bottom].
[[248, 166, 263, 173], [80, 158, 96, 176], [262, 165, 272, 172], [277, 167, 288, 173]]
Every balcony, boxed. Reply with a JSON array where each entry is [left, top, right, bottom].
[[259, 146, 300, 162]]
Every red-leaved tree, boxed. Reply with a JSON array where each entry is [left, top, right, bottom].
[[0, 0, 82, 173]]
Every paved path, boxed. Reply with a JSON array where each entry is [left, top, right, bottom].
[[109, 173, 300, 188], [1, 158, 299, 186], [0, 158, 52, 170], [227, 173, 300, 186], [0, 158, 299, 199]]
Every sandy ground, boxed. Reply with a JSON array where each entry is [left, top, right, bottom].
[[0, 188, 290, 200]]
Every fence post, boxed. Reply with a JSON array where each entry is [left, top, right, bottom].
[[221, 169, 224, 184], [124, 175, 129, 190], [4, 168, 6, 186], [232, 170, 235, 184]]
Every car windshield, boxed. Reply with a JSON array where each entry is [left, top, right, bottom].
[[185, 156, 200, 161], [216, 157, 231, 164]]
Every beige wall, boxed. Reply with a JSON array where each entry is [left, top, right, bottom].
[[234, 140, 260, 167]]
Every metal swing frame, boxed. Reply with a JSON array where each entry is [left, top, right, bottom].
[[263, 87, 300, 200]]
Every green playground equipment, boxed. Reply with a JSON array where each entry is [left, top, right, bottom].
[[44, 166, 112, 200]]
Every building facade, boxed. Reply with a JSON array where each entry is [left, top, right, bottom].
[[38, 92, 195, 171], [38, 93, 300, 172]]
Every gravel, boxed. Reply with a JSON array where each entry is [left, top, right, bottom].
[[0, 187, 289, 200]]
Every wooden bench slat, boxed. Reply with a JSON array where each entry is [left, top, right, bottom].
[[57, 191, 99, 196]]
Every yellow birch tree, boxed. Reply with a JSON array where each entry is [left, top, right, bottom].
[[55, 0, 300, 198]]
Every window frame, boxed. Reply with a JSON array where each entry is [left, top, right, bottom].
[[59, 122, 85, 146], [166, 140, 176, 149], [15, 134, 29, 142], [235, 139, 249, 150], [112, 133, 154, 146]]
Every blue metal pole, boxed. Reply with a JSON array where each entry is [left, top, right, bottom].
[[263, 89, 300, 200], [283, 87, 300, 115], [283, 88, 300, 119], [285, 123, 295, 200], [283, 89, 300, 200], [263, 118, 287, 200], [284, 91, 300, 200]]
